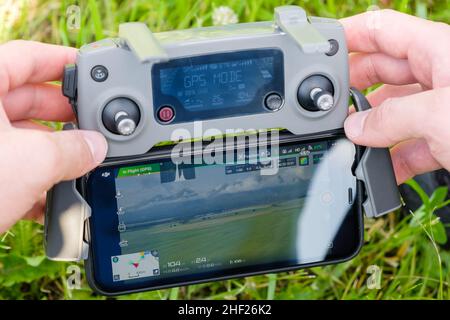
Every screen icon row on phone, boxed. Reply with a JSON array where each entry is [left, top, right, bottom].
[[119, 240, 128, 248], [118, 222, 127, 232]]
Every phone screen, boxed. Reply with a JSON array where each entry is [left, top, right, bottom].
[[86, 134, 362, 293]]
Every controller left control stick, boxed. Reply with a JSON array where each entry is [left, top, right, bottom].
[[102, 98, 141, 136]]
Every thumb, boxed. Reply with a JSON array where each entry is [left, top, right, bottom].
[[0, 128, 107, 232], [2, 128, 107, 198], [43, 129, 108, 182], [344, 90, 431, 147]]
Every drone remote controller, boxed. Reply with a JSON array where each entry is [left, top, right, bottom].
[[45, 6, 402, 293], [62, 6, 349, 157]]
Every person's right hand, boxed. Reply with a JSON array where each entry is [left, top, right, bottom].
[[341, 10, 450, 184]]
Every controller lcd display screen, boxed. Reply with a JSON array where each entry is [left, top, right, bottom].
[[151, 49, 284, 124], [86, 135, 362, 293]]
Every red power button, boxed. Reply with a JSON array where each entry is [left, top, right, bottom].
[[157, 106, 175, 123]]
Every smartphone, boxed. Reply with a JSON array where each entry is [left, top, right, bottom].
[[84, 131, 363, 295]]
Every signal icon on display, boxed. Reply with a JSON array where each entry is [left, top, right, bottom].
[[118, 222, 127, 233]]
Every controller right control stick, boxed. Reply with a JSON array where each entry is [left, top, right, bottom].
[[297, 75, 335, 112], [310, 87, 334, 111]]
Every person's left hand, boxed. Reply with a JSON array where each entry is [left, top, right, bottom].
[[0, 41, 108, 233]]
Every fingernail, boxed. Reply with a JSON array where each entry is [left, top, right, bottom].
[[80, 131, 108, 164], [344, 110, 369, 139]]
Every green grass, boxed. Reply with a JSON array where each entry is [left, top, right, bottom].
[[1, 0, 450, 300]]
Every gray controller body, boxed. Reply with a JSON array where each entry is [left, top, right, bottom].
[[46, 6, 402, 263], [74, 7, 348, 157]]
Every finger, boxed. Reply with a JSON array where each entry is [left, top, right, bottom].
[[341, 9, 450, 88], [347, 83, 423, 115], [344, 89, 435, 147], [391, 139, 442, 184], [41, 129, 108, 183], [0, 103, 11, 128], [4, 129, 107, 190], [0, 129, 107, 232], [23, 194, 46, 225], [0, 41, 76, 96], [2, 83, 75, 122], [341, 10, 433, 57], [12, 120, 54, 131], [365, 84, 424, 107], [349, 53, 415, 90]]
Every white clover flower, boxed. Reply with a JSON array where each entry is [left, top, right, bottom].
[[212, 6, 238, 26]]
